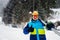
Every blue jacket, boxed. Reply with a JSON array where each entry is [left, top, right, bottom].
[[23, 19, 45, 34], [23, 19, 46, 40]]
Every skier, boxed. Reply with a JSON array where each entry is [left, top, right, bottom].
[[23, 11, 46, 40]]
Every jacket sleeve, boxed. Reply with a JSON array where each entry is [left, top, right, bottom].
[[23, 24, 29, 34]]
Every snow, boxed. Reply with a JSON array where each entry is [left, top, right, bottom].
[[0, 17, 60, 40], [48, 8, 60, 23], [0, 23, 30, 40], [0, 17, 30, 40], [0, 24, 60, 40], [50, 8, 60, 12], [46, 30, 60, 40]]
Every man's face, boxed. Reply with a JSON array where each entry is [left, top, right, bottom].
[[33, 15, 38, 20]]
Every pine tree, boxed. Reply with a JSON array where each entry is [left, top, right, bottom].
[[3, 0, 57, 24]]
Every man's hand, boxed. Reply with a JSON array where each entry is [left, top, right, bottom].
[[28, 26, 34, 32]]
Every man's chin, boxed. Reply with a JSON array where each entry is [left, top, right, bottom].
[[33, 18, 38, 20]]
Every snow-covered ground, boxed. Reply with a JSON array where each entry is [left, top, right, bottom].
[[0, 17, 30, 40], [0, 17, 60, 40]]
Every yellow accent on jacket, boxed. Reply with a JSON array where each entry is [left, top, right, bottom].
[[30, 29, 45, 35]]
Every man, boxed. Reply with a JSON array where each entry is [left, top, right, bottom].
[[23, 11, 46, 40]]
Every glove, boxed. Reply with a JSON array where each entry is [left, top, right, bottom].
[[28, 26, 34, 32]]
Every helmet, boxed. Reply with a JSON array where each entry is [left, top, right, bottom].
[[32, 11, 39, 15]]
